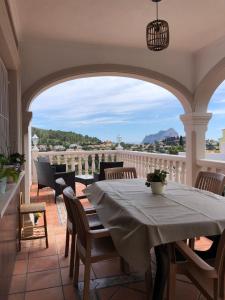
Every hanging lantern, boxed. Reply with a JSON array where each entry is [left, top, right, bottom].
[[146, 0, 169, 51]]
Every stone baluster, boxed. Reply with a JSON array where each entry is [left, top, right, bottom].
[[98, 154, 102, 171], [78, 156, 82, 175], [91, 154, 96, 174], [168, 160, 174, 181], [175, 160, 180, 183], [181, 161, 186, 184], [84, 155, 89, 175]]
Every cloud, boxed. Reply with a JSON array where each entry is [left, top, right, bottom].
[[31, 77, 181, 126], [209, 108, 225, 115]]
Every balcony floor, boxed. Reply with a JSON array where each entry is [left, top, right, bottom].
[[9, 184, 210, 300]]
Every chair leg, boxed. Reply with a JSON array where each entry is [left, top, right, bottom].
[[69, 233, 76, 277], [145, 265, 153, 300], [167, 263, 176, 300], [43, 211, 49, 248], [73, 243, 80, 287], [18, 212, 22, 251], [83, 260, 91, 300], [65, 228, 70, 257]]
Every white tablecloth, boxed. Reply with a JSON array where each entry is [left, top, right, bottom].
[[87, 179, 225, 271]]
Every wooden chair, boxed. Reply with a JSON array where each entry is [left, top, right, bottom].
[[167, 229, 225, 300], [63, 186, 119, 300], [56, 178, 102, 277], [104, 167, 137, 180], [195, 171, 225, 195], [94, 161, 124, 181], [191, 171, 225, 251], [18, 192, 48, 251]]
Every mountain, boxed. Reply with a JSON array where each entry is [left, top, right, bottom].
[[32, 127, 101, 147], [142, 128, 179, 144]]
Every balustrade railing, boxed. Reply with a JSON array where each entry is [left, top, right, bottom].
[[31, 150, 187, 184], [197, 159, 225, 174]]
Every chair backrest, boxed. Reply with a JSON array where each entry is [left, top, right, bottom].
[[99, 161, 123, 181], [34, 160, 55, 187], [37, 156, 50, 163], [214, 229, 225, 290], [63, 186, 90, 249], [195, 171, 225, 195], [105, 167, 137, 180]]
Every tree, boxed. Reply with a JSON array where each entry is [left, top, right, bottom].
[[179, 136, 184, 147]]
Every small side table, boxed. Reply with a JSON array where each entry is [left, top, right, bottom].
[[75, 174, 95, 187]]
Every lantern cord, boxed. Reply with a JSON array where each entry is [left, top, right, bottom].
[[156, 1, 158, 20]]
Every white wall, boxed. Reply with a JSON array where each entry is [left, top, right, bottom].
[[194, 36, 225, 87], [20, 38, 195, 95]]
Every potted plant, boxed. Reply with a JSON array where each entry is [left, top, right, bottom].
[[0, 167, 19, 194], [33, 212, 41, 225], [9, 153, 26, 171], [145, 169, 168, 194]]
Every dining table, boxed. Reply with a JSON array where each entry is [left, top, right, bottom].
[[86, 178, 225, 300]]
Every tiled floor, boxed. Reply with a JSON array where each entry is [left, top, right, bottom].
[[8, 184, 210, 300]]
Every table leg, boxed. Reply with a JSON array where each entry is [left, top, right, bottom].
[[152, 245, 170, 300]]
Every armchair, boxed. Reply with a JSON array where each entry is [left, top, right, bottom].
[[34, 160, 75, 203]]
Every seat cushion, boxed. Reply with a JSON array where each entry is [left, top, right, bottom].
[[20, 202, 46, 213]]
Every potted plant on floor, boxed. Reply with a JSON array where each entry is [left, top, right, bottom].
[[145, 169, 168, 194]]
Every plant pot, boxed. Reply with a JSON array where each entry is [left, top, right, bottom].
[[0, 177, 7, 194], [151, 182, 164, 195]]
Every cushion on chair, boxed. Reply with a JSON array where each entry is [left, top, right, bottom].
[[20, 202, 46, 213]]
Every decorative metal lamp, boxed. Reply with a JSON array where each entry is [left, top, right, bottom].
[[32, 134, 39, 151], [146, 0, 169, 51]]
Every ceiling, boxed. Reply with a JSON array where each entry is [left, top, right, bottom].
[[9, 0, 225, 52]]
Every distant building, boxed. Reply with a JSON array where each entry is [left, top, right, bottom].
[[53, 145, 65, 151], [69, 144, 82, 150]]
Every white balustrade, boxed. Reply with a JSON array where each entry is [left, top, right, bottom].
[[197, 159, 225, 174], [31, 149, 188, 184]]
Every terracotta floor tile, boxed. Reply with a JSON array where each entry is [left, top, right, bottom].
[[97, 286, 120, 300], [111, 286, 146, 300], [92, 259, 122, 278], [29, 245, 57, 258], [13, 260, 28, 275], [9, 275, 27, 294], [125, 281, 146, 293], [8, 293, 25, 300], [25, 286, 64, 300], [28, 255, 59, 273], [175, 279, 201, 299], [26, 269, 61, 291], [58, 254, 70, 268], [63, 285, 80, 300], [16, 252, 29, 261], [60, 265, 95, 285]]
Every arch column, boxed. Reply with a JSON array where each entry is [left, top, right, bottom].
[[180, 113, 212, 186], [23, 111, 32, 203]]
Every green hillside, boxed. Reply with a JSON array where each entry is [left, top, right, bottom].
[[32, 127, 101, 148]]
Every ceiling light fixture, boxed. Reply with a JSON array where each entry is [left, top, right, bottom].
[[146, 0, 169, 51]]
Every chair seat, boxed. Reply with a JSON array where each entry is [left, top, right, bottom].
[[77, 236, 118, 263], [67, 214, 102, 234], [91, 236, 118, 260], [20, 202, 46, 213], [87, 214, 102, 229]]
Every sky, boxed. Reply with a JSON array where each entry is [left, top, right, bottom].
[[30, 76, 225, 143]]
